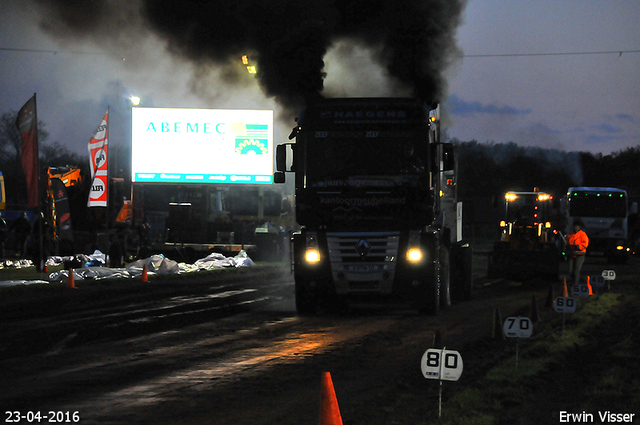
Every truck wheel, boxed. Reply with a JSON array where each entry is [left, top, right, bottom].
[[295, 279, 317, 316], [439, 247, 451, 308], [416, 262, 440, 315], [487, 251, 503, 279], [417, 280, 440, 315]]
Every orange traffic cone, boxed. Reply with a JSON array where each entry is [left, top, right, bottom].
[[141, 264, 148, 283], [319, 372, 343, 425], [561, 277, 569, 297], [67, 268, 76, 289]]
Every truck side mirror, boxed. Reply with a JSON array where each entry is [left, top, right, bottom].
[[276, 144, 287, 172], [441, 143, 456, 171]]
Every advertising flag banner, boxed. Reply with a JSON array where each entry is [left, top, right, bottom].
[[0, 171, 6, 210], [16, 95, 39, 208], [87, 111, 109, 207]]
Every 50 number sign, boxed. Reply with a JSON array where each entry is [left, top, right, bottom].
[[571, 283, 591, 297]]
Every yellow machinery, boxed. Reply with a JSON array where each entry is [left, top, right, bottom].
[[488, 188, 560, 280], [46, 166, 82, 242]]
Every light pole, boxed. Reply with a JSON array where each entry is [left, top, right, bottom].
[[128, 96, 140, 229]]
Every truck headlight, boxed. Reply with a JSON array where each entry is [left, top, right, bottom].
[[305, 248, 321, 263], [406, 247, 423, 262], [305, 232, 320, 263]]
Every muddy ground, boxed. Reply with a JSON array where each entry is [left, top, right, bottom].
[[1, 253, 638, 425]]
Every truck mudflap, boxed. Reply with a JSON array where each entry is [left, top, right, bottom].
[[450, 243, 473, 301]]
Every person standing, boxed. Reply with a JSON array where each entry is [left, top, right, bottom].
[[566, 219, 589, 285], [33, 213, 52, 272], [10, 212, 32, 259], [0, 212, 7, 259]]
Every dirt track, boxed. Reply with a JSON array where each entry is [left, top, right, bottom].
[[1, 254, 637, 424]]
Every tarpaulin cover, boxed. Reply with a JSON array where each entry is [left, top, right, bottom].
[[0, 250, 254, 287]]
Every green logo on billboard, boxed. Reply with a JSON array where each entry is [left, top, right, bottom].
[[234, 123, 269, 155], [235, 138, 268, 155]]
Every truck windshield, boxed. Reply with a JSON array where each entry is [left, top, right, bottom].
[[306, 134, 427, 186], [506, 195, 551, 223], [569, 194, 627, 218]]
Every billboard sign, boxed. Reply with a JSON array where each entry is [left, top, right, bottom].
[[132, 107, 274, 184]]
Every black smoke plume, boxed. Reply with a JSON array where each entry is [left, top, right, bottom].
[[33, 0, 467, 114]]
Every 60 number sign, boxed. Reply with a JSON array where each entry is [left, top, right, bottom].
[[554, 297, 577, 313]]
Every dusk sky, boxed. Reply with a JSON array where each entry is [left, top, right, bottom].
[[1, 0, 639, 157]]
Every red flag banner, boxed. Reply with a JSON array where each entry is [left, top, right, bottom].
[[87, 111, 109, 207], [16, 95, 39, 209]]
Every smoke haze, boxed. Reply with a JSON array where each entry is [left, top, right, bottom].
[[32, 0, 468, 115]]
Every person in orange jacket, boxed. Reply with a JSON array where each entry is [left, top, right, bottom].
[[566, 219, 589, 285]]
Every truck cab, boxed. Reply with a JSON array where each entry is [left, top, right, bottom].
[[275, 98, 472, 314]]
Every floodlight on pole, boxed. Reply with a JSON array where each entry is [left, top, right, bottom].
[[130, 96, 141, 106]]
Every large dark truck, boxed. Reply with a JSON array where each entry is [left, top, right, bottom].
[[274, 98, 473, 314]]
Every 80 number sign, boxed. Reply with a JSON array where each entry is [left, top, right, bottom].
[[421, 349, 463, 381]]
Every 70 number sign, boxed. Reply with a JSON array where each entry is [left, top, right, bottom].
[[503, 317, 533, 338]]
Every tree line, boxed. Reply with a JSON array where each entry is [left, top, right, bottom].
[[455, 140, 640, 201], [2, 108, 640, 209]]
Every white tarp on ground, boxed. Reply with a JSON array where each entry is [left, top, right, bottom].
[[0, 250, 255, 287], [0, 259, 35, 269]]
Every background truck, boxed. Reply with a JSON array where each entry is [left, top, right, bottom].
[[139, 185, 289, 262], [274, 98, 473, 314], [487, 188, 560, 280], [561, 187, 638, 263]]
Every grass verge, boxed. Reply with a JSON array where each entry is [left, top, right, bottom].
[[438, 290, 640, 425]]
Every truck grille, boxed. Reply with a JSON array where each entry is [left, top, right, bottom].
[[327, 232, 400, 263], [326, 232, 399, 294]]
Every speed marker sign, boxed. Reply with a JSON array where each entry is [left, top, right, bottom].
[[421, 348, 463, 381], [589, 275, 606, 288], [554, 297, 577, 313], [571, 283, 591, 297], [602, 270, 616, 281], [503, 317, 533, 338]]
